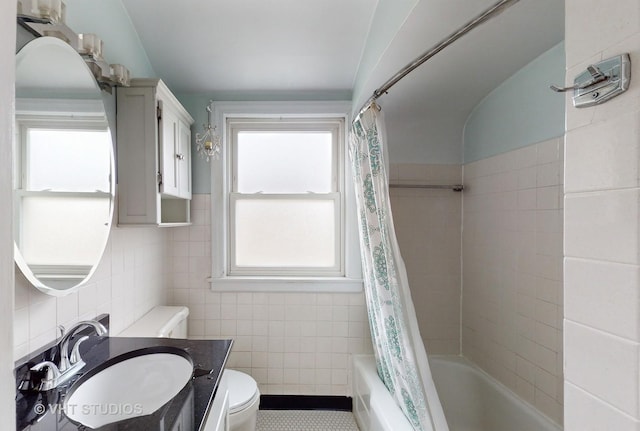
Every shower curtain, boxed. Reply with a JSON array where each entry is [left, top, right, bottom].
[[350, 103, 449, 431]]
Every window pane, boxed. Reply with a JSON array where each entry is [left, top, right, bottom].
[[27, 128, 111, 192], [234, 199, 336, 268], [20, 196, 111, 266], [236, 131, 333, 193]]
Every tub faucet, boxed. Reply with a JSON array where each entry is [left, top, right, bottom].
[[24, 320, 107, 391]]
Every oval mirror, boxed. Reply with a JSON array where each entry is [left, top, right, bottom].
[[14, 37, 114, 296]]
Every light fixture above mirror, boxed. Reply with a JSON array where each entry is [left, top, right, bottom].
[[195, 100, 221, 162], [17, 1, 131, 91]]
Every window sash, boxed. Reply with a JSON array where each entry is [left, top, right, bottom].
[[226, 117, 345, 277], [229, 119, 341, 194], [228, 192, 343, 276], [14, 191, 112, 266], [15, 118, 110, 192], [209, 101, 362, 292]]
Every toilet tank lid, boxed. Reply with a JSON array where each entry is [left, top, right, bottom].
[[118, 306, 189, 337]]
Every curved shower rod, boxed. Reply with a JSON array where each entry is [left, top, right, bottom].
[[356, 0, 521, 117]]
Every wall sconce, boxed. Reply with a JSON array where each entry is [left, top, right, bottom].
[[195, 100, 221, 162]]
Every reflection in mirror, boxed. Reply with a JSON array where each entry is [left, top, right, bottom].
[[14, 36, 114, 296]]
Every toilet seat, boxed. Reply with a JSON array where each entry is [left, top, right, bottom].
[[225, 369, 260, 414]]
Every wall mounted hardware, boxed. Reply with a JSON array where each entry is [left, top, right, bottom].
[[17, 15, 131, 92], [551, 54, 631, 108]]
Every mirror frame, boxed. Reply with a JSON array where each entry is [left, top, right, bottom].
[[14, 36, 115, 297]]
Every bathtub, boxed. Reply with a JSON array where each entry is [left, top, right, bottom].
[[352, 355, 562, 431]]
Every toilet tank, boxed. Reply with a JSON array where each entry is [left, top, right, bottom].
[[118, 306, 189, 338]]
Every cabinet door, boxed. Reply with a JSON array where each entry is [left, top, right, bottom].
[[177, 119, 192, 199], [159, 101, 180, 197], [203, 374, 229, 431], [116, 86, 159, 225]]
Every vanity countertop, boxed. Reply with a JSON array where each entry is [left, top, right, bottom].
[[16, 336, 233, 431]]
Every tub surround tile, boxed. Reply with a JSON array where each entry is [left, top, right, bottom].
[[462, 138, 564, 424], [565, 0, 640, 69], [565, 320, 640, 418], [565, 258, 640, 342], [390, 163, 462, 185], [565, 383, 640, 431], [390, 163, 462, 355], [564, 189, 640, 265], [565, 112, 640, 193]]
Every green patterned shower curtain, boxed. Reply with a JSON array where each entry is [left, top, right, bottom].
[[350, 104, 449, 431]]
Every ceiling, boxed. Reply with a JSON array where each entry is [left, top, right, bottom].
[[362, 0, 565, 162], [121, 0, 378, 98], [121, 0, 564, 161]]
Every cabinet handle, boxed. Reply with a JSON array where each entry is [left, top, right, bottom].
[[176, 153, 185, 160]]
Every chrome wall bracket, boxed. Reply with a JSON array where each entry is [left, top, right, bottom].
[[551, 54, 631, 108], [17, 15, 131, 93]]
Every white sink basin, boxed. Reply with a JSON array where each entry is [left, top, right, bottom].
[[64, 351, 193, 428]]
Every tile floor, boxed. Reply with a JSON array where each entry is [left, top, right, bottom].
[[256, 410, 360, 431]]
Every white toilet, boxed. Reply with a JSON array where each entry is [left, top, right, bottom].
[[119, 306, 260, 431], [225, 369, 260, 431]]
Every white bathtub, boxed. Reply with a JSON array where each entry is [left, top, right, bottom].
[[352, 355, 414, 431], [352, 355, 562, 431]]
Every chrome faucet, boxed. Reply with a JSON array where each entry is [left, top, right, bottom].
[[58, 320, 107, 372], [26, 320, 107, 391]]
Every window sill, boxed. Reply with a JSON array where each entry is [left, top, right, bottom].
[[207, 276, 363, 293]]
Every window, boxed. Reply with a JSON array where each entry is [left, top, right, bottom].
[[229, 119, 343, 276], [14, 114, 112, 272], [210, 102, 362, 292]]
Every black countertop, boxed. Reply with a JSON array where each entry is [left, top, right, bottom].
[[16, 336, 233, 431]]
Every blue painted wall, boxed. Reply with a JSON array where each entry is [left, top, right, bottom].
[[64, 0, 155, 78], [175, 94, 213, 194], [351, 0, 418, 112], [463, 42, 565, 163], [62, 0, 156, 175]]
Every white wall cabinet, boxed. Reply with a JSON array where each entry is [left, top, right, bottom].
[[117, 79, 193, 226]]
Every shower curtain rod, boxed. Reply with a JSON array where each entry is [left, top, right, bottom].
[[357, 0, 521, 117], [389, 183, 464, 192]]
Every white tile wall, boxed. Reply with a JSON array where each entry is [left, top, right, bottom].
[[389, 164, 462, 354], [167, 195, 373, 396], [462, 138, 564, 424], [565, 190, 640, 264], [564, 1, 640, 428], [13, 226, 170, 361], [564, 321, 639, 418], [565, 383, 640, 431], [565, 259, 640, 341]]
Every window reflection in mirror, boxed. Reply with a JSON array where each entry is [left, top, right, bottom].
[[14, 37, 114, 295]]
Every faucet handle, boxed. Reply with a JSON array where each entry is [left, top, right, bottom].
[[69, 335, 89, 365], [30, 361, 61, 377], [29, 361, 61, 391]]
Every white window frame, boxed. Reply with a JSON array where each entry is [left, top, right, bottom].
[[209, 101, 363, 292], [229, 118, 343, 276], [14, 99, 113, 273]]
